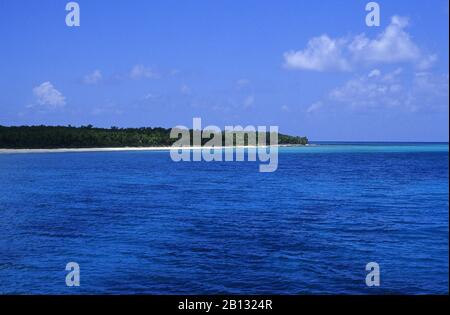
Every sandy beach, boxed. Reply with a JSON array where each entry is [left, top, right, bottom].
[[0, 145, 283, 154]]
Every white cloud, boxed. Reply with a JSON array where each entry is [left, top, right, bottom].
[[236, 79, 250, 89], [406, 72, 449, 111], [243, 95, 255, 108], [306, 101, 323, 113], [284, 35, 350, 71], [417, 54, 438, 71], [281, 105, 290, 112], [329, 69, 404, 109], [143, 93, 158, 100], [83, 70, 102, 84], [381, 67, 403, 82], [32, 82, 66, 108], [328, 69, 448, 111], [348, 16, 420, 64], [368, 69, 381, 78], [284, 16, 436, 72], [129, 64, 157, 79]]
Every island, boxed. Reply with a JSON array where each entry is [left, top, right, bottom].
[[0, 125, 308, 149]]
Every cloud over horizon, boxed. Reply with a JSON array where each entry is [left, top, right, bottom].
[[305, 68, 449, 113], [284, 16, 437, 72], [129, 64, 158, 80], [31, 82, 66, 109], [83, 70, 103, 85]]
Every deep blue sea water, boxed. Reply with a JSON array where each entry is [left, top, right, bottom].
[[0, 143, 448, 294]]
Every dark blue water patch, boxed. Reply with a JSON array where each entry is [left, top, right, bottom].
[[0, 146, 448, 294]]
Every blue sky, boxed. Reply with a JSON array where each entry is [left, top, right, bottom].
[[0, 0, 448, 141]]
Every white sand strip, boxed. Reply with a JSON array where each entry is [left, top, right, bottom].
[[0, 145, 286, 154]]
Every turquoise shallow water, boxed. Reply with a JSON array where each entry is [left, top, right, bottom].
[[0, 143, 448, 294], [282, 143, 449, 153]]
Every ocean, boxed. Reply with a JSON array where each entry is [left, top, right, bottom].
[[0, 143, 448, 294]]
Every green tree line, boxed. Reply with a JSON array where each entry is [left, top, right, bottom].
[[0, 125, 308, 149]]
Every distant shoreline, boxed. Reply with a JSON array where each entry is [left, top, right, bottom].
[[0, 144, 306, 154]]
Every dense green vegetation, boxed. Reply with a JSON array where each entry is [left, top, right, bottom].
[[0, 125, 308, 149]]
